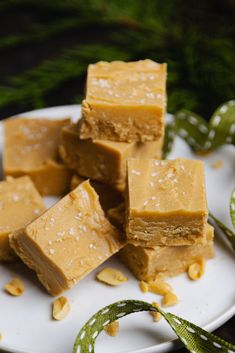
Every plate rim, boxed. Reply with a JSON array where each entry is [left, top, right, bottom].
[[0, 104, 235, 353]]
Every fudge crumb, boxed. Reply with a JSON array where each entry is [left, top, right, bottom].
[[211, 159, 224, 170], [104, 320, 119, 337], [4, 278, 25, 296]]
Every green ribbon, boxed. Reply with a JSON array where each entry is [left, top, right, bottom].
[[163, 100, 235, 157], [230, 188, 235, 229], [73, 300, 235, 353]]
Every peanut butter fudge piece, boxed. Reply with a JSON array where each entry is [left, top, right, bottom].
[[70, 174, 123, 213], [107, 203, 125, 230], [120, 224, 214, 281], [10, 181, 124, 296], [126, 158, 208, 246], [3, 118, 73, 196], [79, 59, 166, 142], [0, 176, 45, 261], [60, 125, 163, 192]]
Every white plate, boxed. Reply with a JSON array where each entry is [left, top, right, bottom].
[[0, 105, 235, 353]]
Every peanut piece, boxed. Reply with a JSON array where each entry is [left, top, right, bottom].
[[4, 278, 24, 296], [96, 268, 128, 286], [188, 259, 205, 281], [104, 320, 119, 336], [162, 292, 179, 307], [52, 296, 70, 321], [0, 333, 3, 341], [148, 279, 172, 296], [211, 159, 224, 170], [139, 281, 149, 293], [150, 302, 162, 322]]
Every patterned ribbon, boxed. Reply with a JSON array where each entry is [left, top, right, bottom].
[[163, 100, 235, 156], [73, 300, 235, 353]]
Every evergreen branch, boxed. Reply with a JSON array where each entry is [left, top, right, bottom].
[[0, 18, 89, 49], [0, 45, 130, 110]]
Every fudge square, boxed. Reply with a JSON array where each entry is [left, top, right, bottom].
[[60, 124, 163, 192], [70, 174, 123, 213], [10, 180, 124, 296], [0, 176, 45, 261], [78, 59, 167, 142], [120, 224, 214, 281], [3, 118, 73, 196], [126, 158, 208, 247]]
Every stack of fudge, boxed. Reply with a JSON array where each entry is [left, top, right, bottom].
[[0, 59, 214, 297]]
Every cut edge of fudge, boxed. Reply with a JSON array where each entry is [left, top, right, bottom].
[[119, 224, 215, 281], [10, 180, 125, 296], [126, 158, 208, 247], [79, 59, 166, 143]]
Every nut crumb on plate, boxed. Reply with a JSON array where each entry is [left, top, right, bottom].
[[211, 159, 224, 169], [4, 278, 25, 296], [162, 292, 179, 307], [139, 280, 149, 293], [52, 296, 70, 321], [150, 302, 162, 322], [148, 279, 173, 296], [188, 259, 205, 280], [104, 320, 119, 336], [96, 267, 128, 286]]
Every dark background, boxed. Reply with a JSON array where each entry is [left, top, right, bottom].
[[0, 0, 234, 119], [0, 0, 234, 350]]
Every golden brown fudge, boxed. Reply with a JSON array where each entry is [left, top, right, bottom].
[[60, 125, 163, 192], [3, 118, 73, 196], [70, 174, 123, 213], [78, 59, 166, 142], [120, 224, 214, 281], [0, 176, 45, 261], [10, 181, 124, 296], [126, 158, 208, 246], [107, 203, 125, 230]]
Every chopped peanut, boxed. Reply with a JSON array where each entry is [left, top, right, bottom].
[[150, 301, 162, 322], [211, 159, 224, 170], [104, 320, 119, 336], [148, 279, 172, 296], [139, 280, 149, 293], [162, 292, 179, 307], [4, 278, 24, 296], [0, 333, 3, 341], [96, 267, 128, 286], [188, 259, 205, 280], [52, 296, 70, 321]]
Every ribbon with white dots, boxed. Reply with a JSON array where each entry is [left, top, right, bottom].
[[73, 300, 235, 353], [209, 187, 235, 252], [230, 188, 235, 229], [163, 100, 235, 157]]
